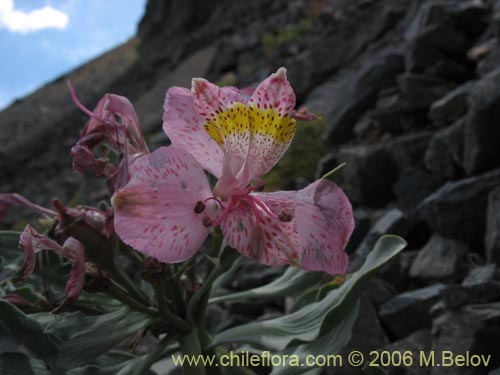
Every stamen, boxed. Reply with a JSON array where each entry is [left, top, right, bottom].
[[253, 198, 278, 219], [202, 216, 213, 227], [212, 197, 237, 227], [67, 80, 101, 120], [203, 196, 225, 210]]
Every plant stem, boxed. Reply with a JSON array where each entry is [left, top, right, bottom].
[[109, 261, 150, 306], [106, 281, 157, 317], [154, 281, 192, 333], [132, 337, 179, 375]]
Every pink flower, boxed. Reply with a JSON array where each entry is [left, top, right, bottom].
[[112, 68, 354, 274], [68, 82, 149, 191], [15, 225, 86, 313]]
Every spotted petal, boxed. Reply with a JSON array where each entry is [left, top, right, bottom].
[[192, 79, 251, 177], [112, 147, 216, 263], [219, 194, 300, 266], [17, 225, 86, 313], [163, 87, 224, 178], [272, 179, 354, 275]]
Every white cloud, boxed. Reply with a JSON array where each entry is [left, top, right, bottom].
[[0, 0, 69, 33]]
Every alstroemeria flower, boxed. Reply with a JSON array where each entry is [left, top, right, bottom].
[[113, 68, 354, 274], [15, 225, 85, 313], [68, 82, 149, 191]]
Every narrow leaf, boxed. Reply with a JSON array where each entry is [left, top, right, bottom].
[[0, 300, 58, 367], [211, 235, 406, 351]]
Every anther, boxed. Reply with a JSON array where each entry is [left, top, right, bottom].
[[202, 215, 213, 227], [278, 210, 293, 222], [194, 201, 206, 214]]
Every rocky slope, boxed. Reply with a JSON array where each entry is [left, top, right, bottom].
[[2, 0, 500, 374]]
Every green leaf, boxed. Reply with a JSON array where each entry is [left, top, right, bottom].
[[270, 300, 359, 375], [0, 352, 51, 375], [0, 300, 58, 367], [32, 307, 155, 371], [211, 235, 407, 351], [210, 266, 324, 304], [321, 162, 346, 180]]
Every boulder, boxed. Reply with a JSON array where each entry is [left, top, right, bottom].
[[428, 82, 473, 125], [409, 235, 468, 284], [443, 265, 500, 309], [485, 186, 500, 265], [379, 284, 446, 339], [463, 67, 500, 175], [431, 302, 500, 374], [336, 131, 433, 206], [417, 167, 500, 245]]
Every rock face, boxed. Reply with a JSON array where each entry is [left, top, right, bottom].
[[2, 0, 500, 374]]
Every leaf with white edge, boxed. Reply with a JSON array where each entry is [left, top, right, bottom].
[[32, 307, 155, 371], [0, 300, 58, 368], [210, 266, 324, 304], [211, 235, 407, 351], [270, 300, 359, 375]]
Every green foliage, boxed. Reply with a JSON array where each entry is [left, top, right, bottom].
[[264, 118, 327, 190], [211, 236, 407, 374], [262, 19, 312, 57]]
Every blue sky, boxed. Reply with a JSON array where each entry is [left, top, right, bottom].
[[0, 0, 146, 109]]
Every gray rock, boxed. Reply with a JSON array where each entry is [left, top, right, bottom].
[[338, 294, 390, 375], [485, 186, 500, 266], [397, 73, 455, 107], [477, 42, 500, 77], [425, 59, 472, 83], [305, 46, 404, 146], [428, 82, 473, 125], [425, 134, 456, 182], [289, 0, 408, 100], [463, 67, 500, 175], [446, 117, 466, 167], [410, 235, 468, 284], [350, 208, 412, 272], [379, 284, 446, 339], [417, 167, 500, 245], [431, 302, 500, 374], [443, 265, 500, 309], [380, 329, 433, 375], [366, 277, 398, 308], [345, 208, 372, 255], [394, 169, 440, 219], [336, 131, 433, 206]]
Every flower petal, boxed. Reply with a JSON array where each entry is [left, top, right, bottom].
[[220, 194, 300, 266], [16, 225, 86, 313], [272, 180, 354, 275], [52, 237, 86, 313], [112, 147, 216, 263], [192, 79, 251, 177], [163, 87, 224, 178], [243, 67, 297, 181], [0, 193, 56, 223]]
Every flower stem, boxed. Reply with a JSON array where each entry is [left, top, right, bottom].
[[106, 282, 157, 317], [109, 261, 150, 306]]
